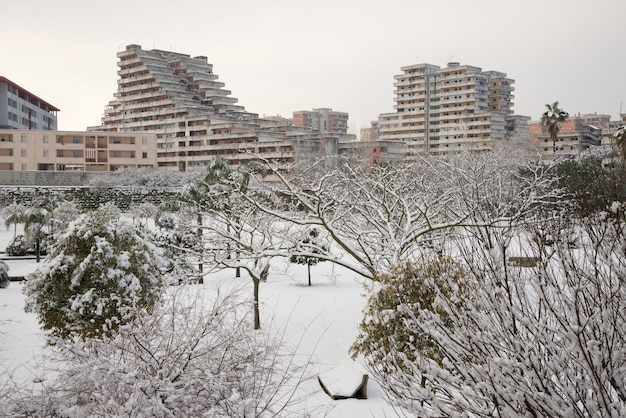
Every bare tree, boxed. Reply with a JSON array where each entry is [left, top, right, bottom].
[[239, 146, 560, 280], [356, 210, 626, 417], [182, 159, 298, 329], [4, 286, 312, 417]]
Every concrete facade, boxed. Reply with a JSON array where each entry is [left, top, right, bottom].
[[0, 76, 59, 130], [530, 115, 604, 160], [377, 62, 515, 155], [91, 44, 355, 174], [0, 129, 157, 172], [293, 108, 349, 134]]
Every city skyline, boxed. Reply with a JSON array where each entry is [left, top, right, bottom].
[[3, 0, 625, 135]]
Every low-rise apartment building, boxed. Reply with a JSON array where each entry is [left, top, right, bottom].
[[0, 129, 157, 172], [293, 108, 349, 134], [530, 116, 604, 160]]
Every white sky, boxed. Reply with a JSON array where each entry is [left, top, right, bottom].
[[3, 0, 625, 134]]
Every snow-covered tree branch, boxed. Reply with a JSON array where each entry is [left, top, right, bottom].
[[239, 145, 561, 280], [356, 210, 626, 417]]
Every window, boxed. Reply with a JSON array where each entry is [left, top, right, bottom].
[[73, 136, 81, 144], [112, 151, 121, 158], [74, 151, 81, 158], [43, 150, 49, 158], [21, 163, 27, 171], [142, 152, 148, 159], [142, 137, 148, 145], [21, 135, 27, 142], [21, 149, 27, 157], [43, 136, 49, 143]]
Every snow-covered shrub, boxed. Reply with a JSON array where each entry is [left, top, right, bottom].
[[0, 260, 9, 288], [360, 216, 626, 417], [151, 214, 200, 284], [10, 286, 309, 417], [155, 210, 176, 229], [23, 207, 165, 340], [5, 234, 28, 256], [350, 256, 467, 375], [289, 227, 329, 286]]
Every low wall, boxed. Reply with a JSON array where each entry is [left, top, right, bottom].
[[0, 171, 99, 186]]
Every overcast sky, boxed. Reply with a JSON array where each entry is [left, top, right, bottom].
[[3, 0, 625, 135]]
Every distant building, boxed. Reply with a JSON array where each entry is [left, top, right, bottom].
[[530, 115, 604, 160], [0, 76, 59, 130], [376, 62, 517, 155], [505, 115, 531, 140], [339, 139, 407, 166], [360, 121, 379, 141], [0, 129, 157, 172], [91, 44, 354, 173], [579, 113, 611, 129], [293, 108, 349, 134]]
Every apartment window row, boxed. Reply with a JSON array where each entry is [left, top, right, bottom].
[[7, 98, 18, 108], [111, 151, 136, 158], [21, 118, 37, 129], [20, 105, 37, 118], [7, 112, 18, 122]]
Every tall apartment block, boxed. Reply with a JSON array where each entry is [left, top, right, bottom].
[[0, 76, 59, 130], [377, 62, 514, 155], [293, 108, 349, 134], [93, 44, 353, 173]]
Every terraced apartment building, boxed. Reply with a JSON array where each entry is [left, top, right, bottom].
[[92, 44, 353, 173]]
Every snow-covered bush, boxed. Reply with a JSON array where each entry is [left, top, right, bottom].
[[0, 260, 8, 288], [5, 234, 28, 256], [289, 227, 329, 286], [6, 286, 309, 417], [151, 212, 200, 284], [350, 257, 467, 376], [23, 206, 165, 340]]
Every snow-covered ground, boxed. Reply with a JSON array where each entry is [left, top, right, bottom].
[[0, 225, 402, 417]]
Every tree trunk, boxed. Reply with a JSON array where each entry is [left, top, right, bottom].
[[35, 238, 40, 263], [196, 213, 203, 284], [253, 276, 260, 330], [236, 250, 241, 278], [308, 263, 312, 286]]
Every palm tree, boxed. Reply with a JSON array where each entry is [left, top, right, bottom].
[[1, 203, 26, 238], [182, 158, 235, 283], [24, 205, 51, 262], [540, 101, 569, 158]]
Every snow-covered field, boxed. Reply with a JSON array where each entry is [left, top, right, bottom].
[[0, 225, 402, 417]]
